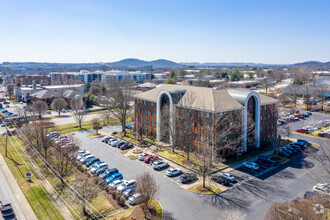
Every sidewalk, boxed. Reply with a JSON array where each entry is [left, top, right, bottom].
[[0, 153, 37, 220]]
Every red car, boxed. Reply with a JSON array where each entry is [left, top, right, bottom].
[[295, 115, 305, 119], [144, 155, 158, 163], [296, 129, 309, 134]]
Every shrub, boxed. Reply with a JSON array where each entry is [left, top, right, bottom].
[[118, 196, 126, 206], [116, 192, 122, 202], [111, 190, 117, 200], [77, 165, 84, 172], [112, 131, 117, 135]]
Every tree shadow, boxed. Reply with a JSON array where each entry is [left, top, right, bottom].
[[162, 210, 177, 220]]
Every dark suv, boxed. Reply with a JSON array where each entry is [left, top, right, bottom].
[[180, 173, 197, 183], [211, 175, 230, 186], [258, 155, 279, 166]]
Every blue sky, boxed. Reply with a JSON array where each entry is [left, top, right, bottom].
[[0, 0, 329, 64]]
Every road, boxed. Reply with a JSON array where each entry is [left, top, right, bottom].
[[73, 115, 329, 220], [0, 159, 25, 220], [255, 78, 292, 93]]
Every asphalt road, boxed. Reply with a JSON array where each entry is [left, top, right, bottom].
[[73, 118, 329, 220], [0, 163, 24, 220]]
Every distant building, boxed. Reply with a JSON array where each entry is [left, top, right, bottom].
[[12, 75, 51, 86], [136, 82, 157, 91], [29, 89, 88, 105], [14, 84, 86, 102]]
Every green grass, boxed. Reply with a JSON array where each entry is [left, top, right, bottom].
[[116, 130, 155, 145], [88, 132, 100, 138], [149, 199, 163, 220], [187, 183, 221, 194], [0, 136, 64, 220]]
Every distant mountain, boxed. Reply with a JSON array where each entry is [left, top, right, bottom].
[[107, 58, 181, 67], [293, 61, 330, 67], [180, 62, 279, 67]]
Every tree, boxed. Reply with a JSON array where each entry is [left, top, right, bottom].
[[91, 118, 101, 135], [70, 177, 98, 217], [314, 84, 328, 111], [51, 98, 67, 116], [164, 77, 177, 84], [70, 98, 86, 129], [292, 67, 311, 85], [178, 69, 186, 78], [170, 70, 175, 78], [89, 86, 101, 95], [52, 144, 73, 188], [301, 85, 314, 111], [193, 144, 211, 188], [32, 101, 48, 119], [278, 125, 291, 139], [285, 86, 301, 108], [135, 172, 158, 218], [218, 208, 246, 220], [247, 72, 255, 79], [106, 79, 133, 137], [230, 70, 243, 82]]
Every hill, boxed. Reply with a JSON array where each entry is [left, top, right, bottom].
[[107, 58, 181, 67], [293, 61, 330, 67]]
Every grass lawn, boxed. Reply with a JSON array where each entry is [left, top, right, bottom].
[[187, 183, 221, 194], [88, 132, 101, 138], [116, 130, 156, 145], [0, 136, 64, 220]]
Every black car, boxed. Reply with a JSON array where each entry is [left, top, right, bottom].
[[278, 150, 290, 158], [180, 173, 197, 183], [286, 146, 298, 153], [258, 155, 279, 166], [211, 175, 230, 186]]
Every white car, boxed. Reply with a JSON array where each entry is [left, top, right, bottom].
[[166, 168, 182, 177], [109, 179, 125, 190], [90, 162, 108, 174], [116, 180, 137, 193], [76, 152, 91, 160], [242, 161, 259, 171], [111, 140, 120, 147], [152, 161, 169, 170], [80, 155, 94, 163], [312, 183, 330, 195], [219, 172, 236, 182], [138, 153, 149, 161], [128, 193, 142, 205]]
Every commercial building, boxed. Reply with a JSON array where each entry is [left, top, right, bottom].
[[29, 89, 88, 105], [12, 75, 51, 86], [13, 84, 86, 102], [134, 85, 277, 158]]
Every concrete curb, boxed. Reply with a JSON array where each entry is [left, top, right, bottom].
[[0, 153, 37, 220]]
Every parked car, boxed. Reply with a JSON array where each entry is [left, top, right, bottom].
[[296, 128, 309, 134], [258, 155, 279, 166], [289, 144, 302, 152], [91, 162, 108, 174], [117, 180, 137, 193], [281, 147, 293, 155], [294, 141, 307, 149], [278, 149, 290, 158], [117, 141, 126, 148], [99, 168, 119, 180], [219, 172, 236, 182], [123, 188, 135, 198], [101, 136, 112, 142], [312, 183, 330, 196], [138, 153, 150, 161], [109, 179, 125, 190], [88, 161, 103, 171], [286, 145, 298, 153], [153, 161, 169, 170], [144, 155, 158, 163], [180, 173, 197, 183], [80, 155, 95, 163], [318, 131, 330, 138], [76, 152, 91, 160], [108, 137, 117, 145], [95, 163, 109, 175], [211, 175, 230, 186], [125, 124, 133, 129], [166, 168, 182, 177], [86, 158, 100, 167], [128, 193, 143, 206], [297, 139, 311, 146], [242, 161, 259, 171], [120, 143, 134, 150], [105, 173, 123, 184]]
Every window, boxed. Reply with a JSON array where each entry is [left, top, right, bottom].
[[189, 110, 192, 115], [225, 124, 228, 130], [151, 112, 153, 116], [200, 123, 203, 129], [140, 118, 142, 122], [144, 110, 146, 114], [144, 101, 146, 105], [206, 113, 210, 118], [261, 116, 262, 121], [264, 106, 267, 110], [206, 137, 209, 143], [194, 122, 197, 127], [220, 112, 223, 117], [147, 111, 149, 115], [137, 108, 139, 113], [194, 134, 197, 140], [219, 137, 222, 143], [268, 115, 270, 119], [144, 119, 146, 123], [230, 134, 233, 140], [225, 136, 228, 141], [155, 122, 157, 126], [235, 133, 238, 138], [260, 127, 263, 132], [151, 102, 153, 107], [206, 125, 210, 131], [147, 120, 149, 125], [200, 135, 203, 141], [194, 111, 198, 116], [151, 121, 153, 126], [272, 114, 274, 119], [220, 125, 223, 130], [201, 112, 204, 117], [179, 129, 182, 134], [155, 113, 157, 117], [272, 124, 274, 128]]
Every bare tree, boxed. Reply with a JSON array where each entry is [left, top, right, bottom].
[[70, 177, 98, 217], [301, 85, 314, 111], [292, 66, 312, 85], [52, 144, 73, 188], [51, 98, 67, 116], [136, 171, 158, 218], [32, 101, 48, 119], [278, 125, 291, 139], [218, 208, 246, 220], [193, 144, 211, 188], [89, 86, 101, 95], [91, 118, 101, 135], [105, 79, 133, 137], [285, 86, 301, 108], [314, 84, 329, 111], [70, 98, 86, 129]]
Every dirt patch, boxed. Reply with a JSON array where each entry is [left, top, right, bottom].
[[196, 185, 212, 193], [128, 204, 157, 220], [104, 192, 121, 210]]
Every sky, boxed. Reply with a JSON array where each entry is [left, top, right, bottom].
[[0, 0, 329, 64]]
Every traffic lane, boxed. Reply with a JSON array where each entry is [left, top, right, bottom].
[[74, 131, 221, 220], [0, 164, 24, 220]]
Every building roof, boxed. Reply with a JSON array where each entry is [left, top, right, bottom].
[[137, 82, 157, 88], [30, 89, 86, 99], [136, 84, 277, 112]]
